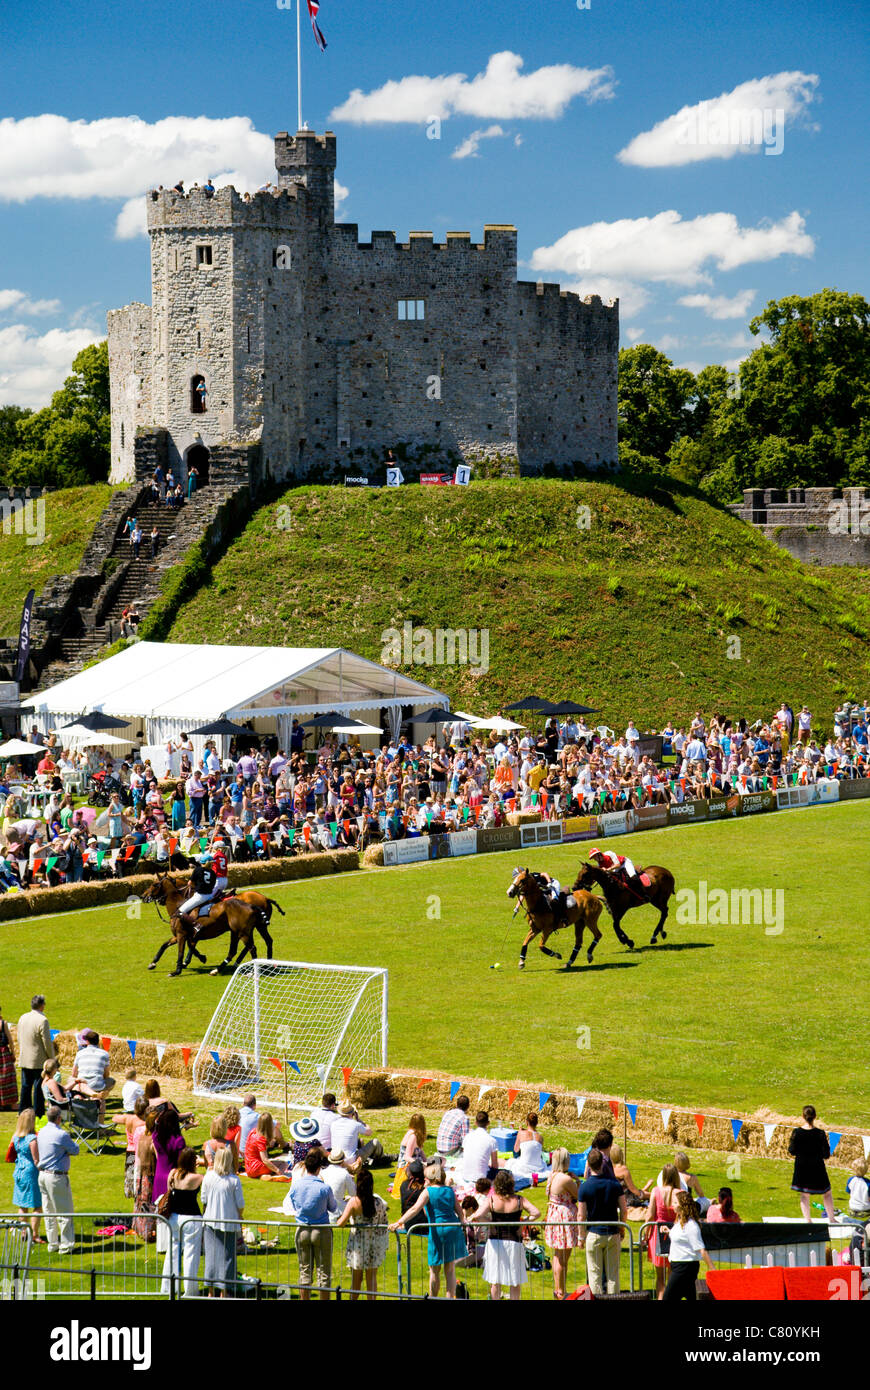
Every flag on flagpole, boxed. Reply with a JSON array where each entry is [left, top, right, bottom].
[[626, 1102, 638, 1126], [307, 0, 327, 51]]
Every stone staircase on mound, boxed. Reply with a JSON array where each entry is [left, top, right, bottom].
[[22, 478, 251, 694]]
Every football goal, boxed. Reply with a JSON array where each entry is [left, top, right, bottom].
[[191, 959, 389, 1110]]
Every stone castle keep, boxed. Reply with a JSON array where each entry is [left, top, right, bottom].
[[108, 130, 618, 487]]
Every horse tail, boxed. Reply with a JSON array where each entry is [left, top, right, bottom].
[[267, 898, 285, 916]]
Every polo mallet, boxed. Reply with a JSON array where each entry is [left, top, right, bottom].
[[492, 870, 523, 967]]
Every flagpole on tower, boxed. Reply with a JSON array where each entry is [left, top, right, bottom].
[[297, 0, 303, 130]]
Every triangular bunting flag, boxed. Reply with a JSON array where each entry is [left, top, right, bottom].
[[50, 1028, 60, 1041], [763, 1123, 776, 1147], [329, 822, 337, 836], [268, 1057, 283, 1071], [538, 1091, 552, 1111], [449, 1081, 461, 1102], [417, 1077, 434, 1090], [575, 1096, 586, 1118], [315, 1063, 328, 1085], [101, 1035, 112, 1052], [507, 1088, 519, 1106], [862, 1136, 870, 1161], [168, 837, 178, 855], [626, 1102, 638, 1126], [608, 1099, 619, 1120], [341, 1066, 353, 1088], [288, 829, 295, 845], [478, 1085, 492, 1103], [181, 1046, 191, 1067], [303, 823, 311, 842], [46, 856, 58, 872], [127, 1040, 137, 1061], [694, 1113, 705, 1136], [209, 1050, 220, 1065], [829, 1131, 842, 1154], [661, 1108, 672, 1130], [730, 1118, 743, 1142], [155, 1043, 166, 1065], [287, 1062, 301, 1075]]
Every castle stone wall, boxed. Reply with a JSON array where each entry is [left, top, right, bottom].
[[730, 487, 870, 566], [107, 303, 152, 483]]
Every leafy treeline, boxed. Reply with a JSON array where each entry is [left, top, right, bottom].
[[1, 290, 867, 497], [619, 289, 869, 499], [0, 342, 110, 488]]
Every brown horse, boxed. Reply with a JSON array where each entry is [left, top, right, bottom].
[[572, 862, 675, 948], [141, 874, 266, 977], [177, 888, 284, 970], [506, 868, 603, 969]]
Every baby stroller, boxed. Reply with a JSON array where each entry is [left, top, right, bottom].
[[87, 771, 130, 807]]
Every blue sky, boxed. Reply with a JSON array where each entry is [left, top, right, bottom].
[[0, 0, 866, 405]]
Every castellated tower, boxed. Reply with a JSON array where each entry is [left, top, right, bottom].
[[107, 128, 618, 487]]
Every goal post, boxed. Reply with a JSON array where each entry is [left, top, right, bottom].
[[192, 959, 389, 1110]]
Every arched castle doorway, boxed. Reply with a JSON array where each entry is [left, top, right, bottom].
[[185, 443, 210, 488]]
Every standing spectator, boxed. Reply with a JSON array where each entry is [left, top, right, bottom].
[[288, 1148, 338, 1301], [435, 1093, 470, 1159], [789, 1104, 836, 1222], [36, 1105, 78, 1254], [797, 706, 812, 743], [544, 1148, 580, 1300], [389, 1159, 467, 1300], [577, 1147, 627, 1296], [187, 462, 200, 497], [201, 1145, 244, 1298], [11, 1108, 44, 1241], [160, 1147, 204, 1297], [123, 1098, 149, 1198], [17, 994, 55, 1116], [584, 1127, 617, 1181], [0, 1001, 18, 1110], [133, 1112, 158, 1242], [398, 1159, 429, 1237], [335, 1164, 390, 1301], [186, 769, 206, 828], [131, 523, 142, 559], [644, 1163, 681, 1299], [662, 1191, 715, 1301], [150, 524, 160, 559], [472, 1170, 540, 1302], [152, 1105, 186, 1203]]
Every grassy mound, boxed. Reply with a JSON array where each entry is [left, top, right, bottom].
[[156, 478, 870, 727], [0, 483, 112, 636]]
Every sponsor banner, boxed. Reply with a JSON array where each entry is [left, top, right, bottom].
[[477, 826, 522, 854], [419, 472, 454, 486], [837, 777, 870, 801], [448, 828, 477, 857], [343, 475, 373, 487], [707, 794, 741, 820], [807, 778, 840, 805], [518, 822, 564, 847], [563, 815, 597, 839], [635, 804, 669, 829], [667, 799, 709, 825], [15, 588, 35, 685], [429, 834, 451, 860], [636, 736, 664, 763], [737, 790, 776, 817], [599, 809, 636, 837], [383, 838, 430, 866]]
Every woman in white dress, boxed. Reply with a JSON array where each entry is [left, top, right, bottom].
[[509, 1112, 547, 1179], [471, 1170, 540, 1300]]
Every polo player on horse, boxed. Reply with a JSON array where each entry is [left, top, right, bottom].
[[587, 846, 651, 902], [176, 843, 230, 935]]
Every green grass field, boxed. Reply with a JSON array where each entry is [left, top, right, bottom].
[[0, 484, 112, 636], [2, 801, 867, 1125]]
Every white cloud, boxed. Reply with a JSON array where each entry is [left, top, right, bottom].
[[656, 335, 681, 351], [334, 179, 350, 213], [618, 71, 819, 167], [560, 276, 650, 320], [0, 289, 62, 317], [330, 51, 614, 124], [679, 289, 756, 319], [531, 210, 813, 289], [452, 124, 506, 160], [0, 322, 101, 409], [626, 326, 645, 342]]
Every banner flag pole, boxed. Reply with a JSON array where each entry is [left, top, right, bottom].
[[297, 0, 302, 130]]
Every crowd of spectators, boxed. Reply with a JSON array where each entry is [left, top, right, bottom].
[[0, 699, 867, 894]]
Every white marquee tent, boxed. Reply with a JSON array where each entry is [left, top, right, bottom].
[[28, 642, 449, 762]]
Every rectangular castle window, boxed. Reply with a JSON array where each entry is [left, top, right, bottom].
[[196, 245, 213, 266], [398, 299, 425, 321]]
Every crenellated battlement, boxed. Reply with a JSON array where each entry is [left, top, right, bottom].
[[333, 223, 516, 253], [146, 183, 304, 232]]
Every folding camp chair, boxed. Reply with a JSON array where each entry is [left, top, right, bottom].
[[0, 1218, 33, 1296], [67, 1096, 119, 1156]]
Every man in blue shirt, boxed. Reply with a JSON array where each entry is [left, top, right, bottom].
[[577, 1147, 627, 1296], [37, 1106, 79, 1253], [288, 1150, 338, 1301]]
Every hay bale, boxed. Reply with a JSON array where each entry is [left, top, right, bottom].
[[507, 811, 541, 827], [363, 843, 384, 867]]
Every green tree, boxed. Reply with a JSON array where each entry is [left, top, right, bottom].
[[617, 344, 696, 461], [2, 341, 110, 487]]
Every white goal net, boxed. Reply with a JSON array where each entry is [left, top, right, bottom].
[[192, 960, 389, 1110]]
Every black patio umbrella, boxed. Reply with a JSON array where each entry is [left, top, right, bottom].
[[300, 711, 347, 729], [543, 700, 599, 716], [504, 696, 552, 712], [62, 711, 128, 731], [190, 717, 253, 737], [411, 707, 453, 725]]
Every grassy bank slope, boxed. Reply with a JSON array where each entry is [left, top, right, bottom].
[[162, 478, 869, 728], [0, 484, 112, 636]]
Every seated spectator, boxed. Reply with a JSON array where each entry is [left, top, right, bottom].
[[460, 1111, 498, 1185], [706, 1187, 741, 1223], [70, 1030, 116, 1120], [330, 1100, 382, 1167], [610, 1142, 647, 1210], [40, 1058, 78, 1115], [222, 1106, 241, 1154], [244, 1113, 290, 1180], [846, 1160, 870, 1218], [203, 1115, 238, 1170], [122, 1067, 145, 1113], [316, 1149, 356, 1221], [436, 1094, 470, 1159]]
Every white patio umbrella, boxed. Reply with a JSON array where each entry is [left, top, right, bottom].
[[331, 720, 384, 735], [470, 717, 526, 732], [452, 710, 480, 723], [0, 738, 38, 757], [76, 732, 134, 748]]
